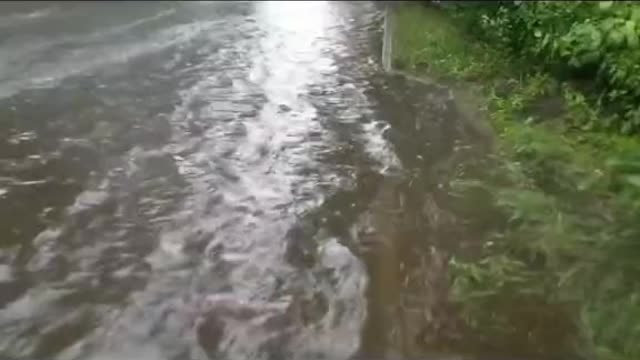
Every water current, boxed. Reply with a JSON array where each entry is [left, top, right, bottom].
[[0, 2, 505, 360]]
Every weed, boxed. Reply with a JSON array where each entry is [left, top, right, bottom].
[[393, 4, 640, 360], [454, 1, 640, 134]]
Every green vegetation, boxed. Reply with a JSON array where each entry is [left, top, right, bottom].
[[393, 3, 640, 360], [454, 1, 640, 134]]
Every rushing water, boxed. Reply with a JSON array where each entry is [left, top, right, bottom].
[[0, 2, 567, 360]]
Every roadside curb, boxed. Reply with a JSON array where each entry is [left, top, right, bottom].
[[381, 3, 393, 73]]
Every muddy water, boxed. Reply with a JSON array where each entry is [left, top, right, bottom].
[[0, 2, 562, 360]]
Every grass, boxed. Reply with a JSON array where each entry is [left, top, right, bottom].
[[392, 5, 503, 81], [392, 4, 640, 360]]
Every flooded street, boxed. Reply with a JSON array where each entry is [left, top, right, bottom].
[[0, 2, 492, 360]]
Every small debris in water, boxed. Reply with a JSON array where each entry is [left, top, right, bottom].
[[278, 104, 292, 113]]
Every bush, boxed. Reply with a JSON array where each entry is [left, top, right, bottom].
[[452, 1, 640, 134], [393, 4, 640, 358]]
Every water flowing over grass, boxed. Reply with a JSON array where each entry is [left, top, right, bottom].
[[393, 4, 640, 360]]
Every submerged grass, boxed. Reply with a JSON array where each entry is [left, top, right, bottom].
[[393, 4, 640, 360]]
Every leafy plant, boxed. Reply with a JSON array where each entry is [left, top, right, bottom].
[[394, 4, 640, 359], [454, 1, 640, 133]]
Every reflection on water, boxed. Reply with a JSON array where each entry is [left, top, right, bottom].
[[0, 2, 377, 359], [0, 1, 580, 360]]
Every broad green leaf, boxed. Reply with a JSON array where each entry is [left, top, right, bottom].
[[600, 18, 617, 32], [632, 8, 640, 22], [627, 32, 639, 48], [598, 1, 613, 10], [590, 27, 603, 49], [624, 175, 640, 187], [608, 30, 625, 46], [624, 20, 637, 36], [624, 20, 639, 48]]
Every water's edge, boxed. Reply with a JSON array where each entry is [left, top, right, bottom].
[[381, 4, 393, 73]]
